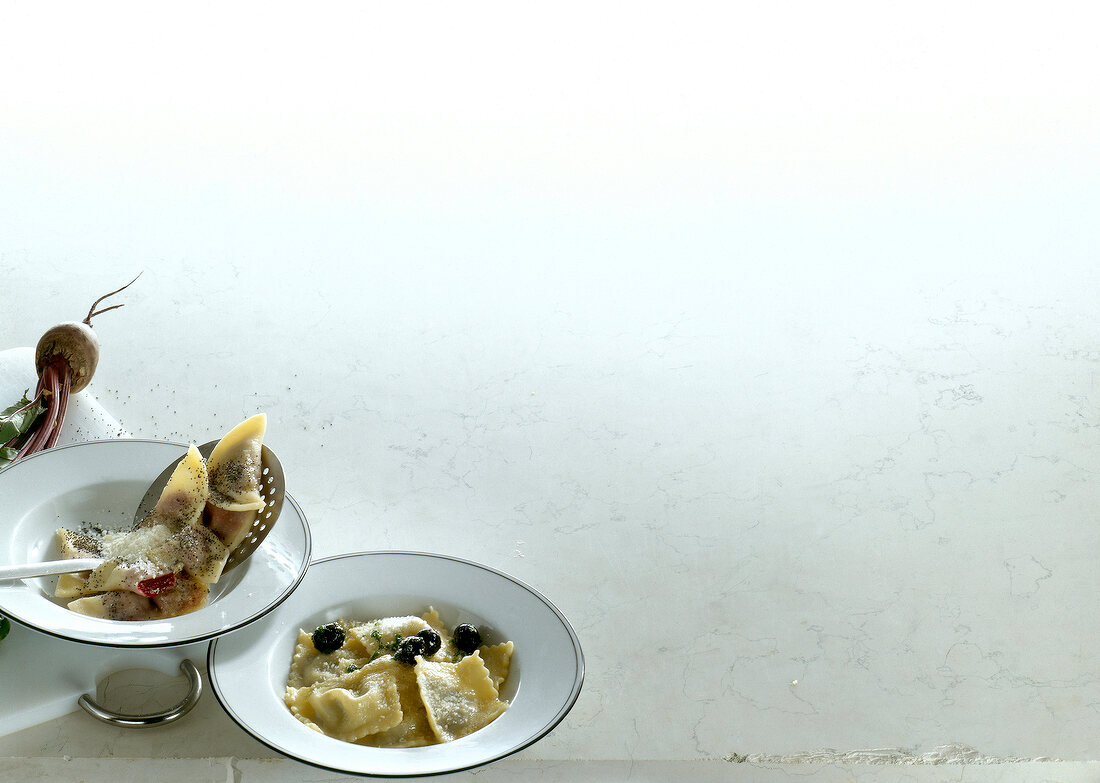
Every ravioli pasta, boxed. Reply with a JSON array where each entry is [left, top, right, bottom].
[[284, 609, 514, 747], [53, 414, 269, 621]]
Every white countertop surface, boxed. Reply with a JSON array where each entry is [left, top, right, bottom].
[[1, 3, 1098, 781]]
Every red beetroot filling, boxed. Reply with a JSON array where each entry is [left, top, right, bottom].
[[136, 571, 177, 597]]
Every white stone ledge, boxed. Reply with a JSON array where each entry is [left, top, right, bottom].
[[2, 758, 1097, 783]]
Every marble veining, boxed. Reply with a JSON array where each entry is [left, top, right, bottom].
[[1, 4, 1099, 780]]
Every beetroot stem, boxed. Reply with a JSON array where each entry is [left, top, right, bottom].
[[43, 362, 71, 449], [17, 359, 64, 458]]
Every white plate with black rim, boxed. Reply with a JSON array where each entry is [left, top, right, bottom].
[[207, 551, 584, 778], [0, 439, 311, 647]]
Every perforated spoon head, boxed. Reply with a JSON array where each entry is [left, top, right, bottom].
[[133, 440, 285, 573]]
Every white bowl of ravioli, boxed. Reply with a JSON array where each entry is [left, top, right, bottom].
[[207, 552, 584, 777], [0, 436, 311, 647]]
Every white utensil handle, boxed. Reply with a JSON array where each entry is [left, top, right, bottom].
[[0, 558, 103, 580]]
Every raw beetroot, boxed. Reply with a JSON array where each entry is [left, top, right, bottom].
[[0, 273, 140, 467]]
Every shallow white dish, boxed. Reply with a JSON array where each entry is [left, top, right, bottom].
[[208, 551, 584, 777], [0, 439, 311, 647]]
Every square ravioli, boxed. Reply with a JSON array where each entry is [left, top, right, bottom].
[[286, 658, 405, 742], [284, 609, 514, 747], [416, 651, 509, 742]]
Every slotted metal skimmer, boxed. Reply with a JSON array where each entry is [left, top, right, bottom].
[[133, 440, 285, 573]]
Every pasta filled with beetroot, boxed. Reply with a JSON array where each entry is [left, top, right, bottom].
[[54, 414, 269, 621]]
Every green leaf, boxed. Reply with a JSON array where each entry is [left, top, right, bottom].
[[0, 392, 46, 470], [0, 391, 46, 446]]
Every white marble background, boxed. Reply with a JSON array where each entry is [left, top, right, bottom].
[[1, 2, 1098, 781]]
